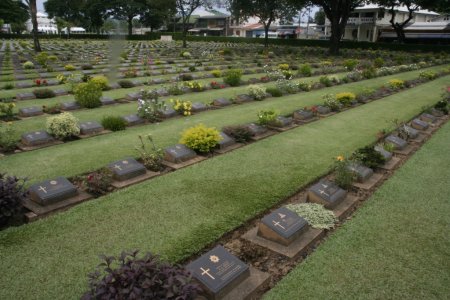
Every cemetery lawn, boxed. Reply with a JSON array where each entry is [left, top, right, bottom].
[[2, 72, 450, 186], [264, 122, 450, 300], [0, 76, 448, 299]]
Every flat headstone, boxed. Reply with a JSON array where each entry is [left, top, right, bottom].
[[15, 82, 33, 89], [191, 102, 208, 112], [374, 145, 393, 161], [79, 121, 103, 135], [131, 79, 143, 86], [246, 123, 268, 136], [164, 144, 196, 163], [28, 177, 78, 206], [270, 116, 293, 128], [21, 130, 54, 146], [403, 125, 419, 139], [53, 89, 68, 96], [347, 162, 374, 183], [430, 108, 444, 117], [235, 94, 253, 103], [100, 96, 115, 105], [108, 82, 121, 89], [308, 179, 347, 209], [19, 106, 43, 117], [126, 92, 141, 101], [46, 79, 58, 86], [108, 157, 146, 181], [316, 105, 331, 115], [186, 245, 250, 300], [61, 101, 81, 111], [293, 109, 314, 121], [16, 92, 36, 100], [218, 132, 236, 149], [385, 135, 407, 150], [247, 78, 259, 84], [158, 107, 177, 118], [38, 72, 51, 78], [258, 207, 308, 246], [14, 74, 27, 80], [420, 113, 437, 123], [122, 114, 144, 126], [411, 118, 429, 131], [151, 78, 165, 84], [156, 88, 169, 97]]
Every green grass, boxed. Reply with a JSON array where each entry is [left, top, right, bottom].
[[1, 72, 448, 186], [0, 77, 446, 299], [264, 120, 450, 300]]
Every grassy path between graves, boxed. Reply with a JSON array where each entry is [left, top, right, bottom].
[[0, 75, 448, 300], [264, 121, 450, 300], [1, 70, 449, 185]]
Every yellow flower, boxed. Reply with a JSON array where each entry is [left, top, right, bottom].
[[7, 122, 13, 125], [336, 155, 344, 162], [12, 103, 16, 107]]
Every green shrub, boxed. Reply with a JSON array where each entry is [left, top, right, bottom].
[[223, 69, 243, 86], [319, 76, 332, 87], [89, 76, 109, 90], [257, 109, 278, 126], [83, 168, 113, 197], [2, 83, 14, 90], [362, 67, 377, 79], [137, 90, 167, 122], [22, 61, 34, 69], [298, 63, 312, 76], [101, 116, 127, 131], [180, 74, 193, 81], [266, 87, 283, 97], [222, 125, 253, 143], [118, 80, 135, 88], [0, 174, 27, 227], [336, 92, 356, 106], [0, 123, 18, 152], [81, 64, 93, 70], [211, 69, 222, 78], [388, 79, 404, 89], [334, 156, 354, 189], [286, 203, 337, 229], [180, 124, 222, 153], [74, 82, 102, 108], [374, 57, 384, 68], [323, 94, 340, 111], [353, 146, 386, 169], [419, 71, 437, 80], [343, 59, 358, 71], [64, 64, 76, 71], [46, 112, 80, 139], [33, 88, 56, 99], [35, 51, 49, 66], [0, 101, 15, 120], [247, 84, 267, 100], [181, 51, 191, 58]]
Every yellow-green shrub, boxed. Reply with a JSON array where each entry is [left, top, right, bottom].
[[74, 81, 102, 108], [64, 64, 76, 71], [89, 75, 109, 90], [180, 124, 222, 153], [171, 99, 192, 116], [46, 112, 80, 139], [336, 92, 356, 107], [211, 69, 222, 78], [388, 79, 404, 89], [278, 63, 289, 70]]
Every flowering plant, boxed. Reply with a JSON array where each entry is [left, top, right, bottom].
[[84, 168, 113, 197], [137, 90, 167, 122], [334, 155, 354, 189], [171, 99, 192, 116], [183, 81, 203, 92], [35, 79, 48, 86], [210, 81, 225, 89], [135, 134, 164, 171]]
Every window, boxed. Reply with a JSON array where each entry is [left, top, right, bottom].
[[378, 9, 385, 19], [217, 20, 225, 26]]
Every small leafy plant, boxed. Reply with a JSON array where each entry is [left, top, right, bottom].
[[84, 168, 113, 197], [336, 92, 356, 107], [323, 94, 340, 111], [223, 69, 243, 86], [46, 112, 80, 140], [286, 203, 337, 229], [89, 76, 109, 90], [74, 81, 102, 108], [180, 124, 222, 153], [257, 109, 278, 126], [247, 84, 267, 100], [0, 122, 18, 152], [118, 79, 135, 88], [353, 146, 386, 169], [171, 99, 192, 116], [33, 88, 56, 99], [266, 87, 283, 97], [82, 250, 201, 300], [137, 90, 167, 122], [334, 155, 354, 189], [101, 116, 127, 131], [223, 125, 253, 143], [0, 173, 27, 227], [135, 135, 164, 171], [388, 79, 404, 90], [0, 101, 15, 121]]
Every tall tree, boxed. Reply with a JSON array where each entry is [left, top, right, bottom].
[[44, 0, 85, 35], [0, 0, 28, 28], [314, 8, 326, 25], [229, 0, 303, 48], [106, 0, 147, 35], [309, 0, 366, 55], [24, 0, 41, 52], [83, 0, 108, 33], [176, 0, 213, 48], [140, 0, 176, 32]]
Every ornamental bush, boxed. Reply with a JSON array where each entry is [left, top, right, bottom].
[[247, 84, 267, 100], [33, 88, 56, 99], [0, 174, 27, 227], [419, 71, 437, 80], [343, 59, 358, 71], [82, 250, 201, 300], [388, 79, 404, 89], [223, 69, 243, 86], [171, 99, 192, 116], [64, 64, 76, 71], [89, 75, 109, 90], [336, 92, 356, 107], [118, 79, 135, 88], [266, 87, 283, 97], [353, 146, 386, 169], [180, 123, 222, 153], [0, 123, 18, 152], [137, 90, 167, 122], [257, 109, 278, 126], [101, 115, 127, 131], [223, 125, 253, 143], [135, 135, 164, 171], [286, 203, 337, 229], [74, 81, 102, 108], [211, 69, 222, 77], [35, 51, 49, 66], [46, 112, 80, 139], [298, 63, 312, 77], [22, 61, 34, 69], [323, 94, 340, 111]]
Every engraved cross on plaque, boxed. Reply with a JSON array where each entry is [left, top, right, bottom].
[[114, 165, 122, 170], [318, 189, 330, 197], [38, 186, 47, 194], [272, 220, 286, 230], [200, 267, 215, 280]]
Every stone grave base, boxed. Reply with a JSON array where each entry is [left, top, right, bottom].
[[409, 133, 427, 144], [250, 131, 276, 141], [79, 130, 111, 139], [214, 143, 244, 154], [332, 195, 359, 221], [23, 191, 93, 222], [242, 227, 323, 259], [294, 117, 318, 124], [218, 267, 269, 300], [318, 112, 336, 118], [352, 173, 384, 190], [18, 140, 64, 151], [267, 123, 298, 132], [378, 156, 401, 171], [393, 144, 416, 155], [163, 156, 207, 170], [111, 170, 160, 189]]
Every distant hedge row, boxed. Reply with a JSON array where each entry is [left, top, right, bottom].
[[1, 32, 449, 53]]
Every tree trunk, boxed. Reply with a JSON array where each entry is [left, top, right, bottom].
[[29, 0, 41, 52], [329, 18, 341, 55], [393, 25, 406, 43], [128, 16, 133, 36], [264, 24, 269, 48], [182, 17, 188, 48]]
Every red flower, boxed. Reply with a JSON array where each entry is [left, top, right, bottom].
[[220, 85, 225, 88], [35, 79, 41, 86], [43, 79, 47, 85], [87, 174, 94, 182]]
